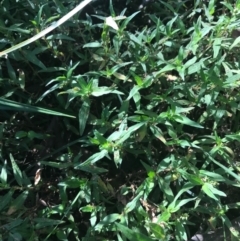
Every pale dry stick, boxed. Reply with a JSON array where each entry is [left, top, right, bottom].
[[0, 0, 93, 57]]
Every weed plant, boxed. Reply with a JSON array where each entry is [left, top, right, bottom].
[[1, 0, 240, 240]]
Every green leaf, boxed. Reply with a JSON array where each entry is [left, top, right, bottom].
[[79, 99, 91, 135], [179, 170, 204, 185], [10, 153, 23, 186], [91, 86, 123, 97], [140, 161, 154, 175], [74, 164, 108, 174], [116, 223, 154, 241], [80, 204, 95, 212], [23, 50, 46, 69], [41, 161, 72, 169], [78, 149, 108, 166], [114, 149, 122, 166], [125, 191, 143, 213], [149, 222, 165, 239], [131, 72, 143, 86], [150, 125, 166, 144], [170, 182, 195, 207], [221, 215, 240, 238], [175, 115, 203, 128], [18, 69, 25, 89], [116, 122, 145, 145], [46, 34, 75, 41], [135, 124, 147, 142], [95, 213, 121, 231], [175, 220, 187, 241], [34, 218, 65, 229], [6, 59, 17, 81], [153, 64, 175, 77], [28, 131, 44, 140], [175, 106, 194, 114], [159, 210, 171, 222], [170, 197, 196, 213], [0, 190, 14, 212], [184, 56, 197, 69], [66, 61, 80, 79], [200, 169, 234, 184], [120, 11, 140, 30], [0, 98, 75, 118], [127, 85, 141, 101], [106, 16, 119, 30], [206, 153, 240, 182], [7, 190, 28, 215], [158, 176, 174, 202], [230, 36, 240, 49], [202, 183, 218, 200], [1, 219, 23, 231], [213, 38, 222, 58], [110, 62, 133, 75], [0, 160, 8, 184], [94, 130, 108, 145], [5, 23, 31, 34], [202, 183, 226, 201], [83, 42, 102, 48], [59, 177, 85, 188]]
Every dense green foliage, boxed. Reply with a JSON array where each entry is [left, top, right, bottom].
[[1, 0, 240, 240]]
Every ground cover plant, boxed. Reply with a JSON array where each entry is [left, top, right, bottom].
[[1, 0, 240, 240]]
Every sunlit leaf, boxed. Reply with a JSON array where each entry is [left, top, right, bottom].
[[106, 16, 119, 30], [175, 115, 203, 128], [0, 160, 8, 185]]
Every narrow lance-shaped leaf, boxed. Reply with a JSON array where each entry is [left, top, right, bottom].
[[0, 160, 8, 184], [106, 16, 119, 30], [95, 213, 121, 231], [0, 190, 14, 212], [202, 183, 226, 201], [116, 122, 145, 145], [18, 69, 25, 90], [125, 191, 143, 213], [149, 222, 165, 239], [79, 99, 91, 135], [34, 218, 65, 229], [6, 58, 17, 81], [78, 149, 108, 167], [202, 183, 218, 201], [91, 86, 124, 97], [10, 153, 23, 186], [135, 124, 147, 142], [205, 152, 240, 182], [175, 220, 188, 241], [150, 125, 166, 144], [0, 98, 75, 118], [175, 114, 203, 128], [168, 182, 195, 210], [230, 36, 240, 50], [7, 190, 29, 215], [1, 218, 23, 231], [116, 223, 154, 241]]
